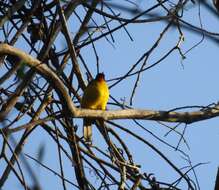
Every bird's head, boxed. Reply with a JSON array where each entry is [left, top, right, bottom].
[[95, 73, 105, 82]]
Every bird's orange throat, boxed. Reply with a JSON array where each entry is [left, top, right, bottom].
[[95, 73, 105, 82], [97, 77, 105, 82]]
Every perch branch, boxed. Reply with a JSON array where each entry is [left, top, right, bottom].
[[1, 43, 219, 124]]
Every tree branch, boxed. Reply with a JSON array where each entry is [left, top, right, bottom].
[[215, 167, 219, 190], [1, 43, 219, 125], [0, 43, 78, 120], [77, 106, 219, 124]]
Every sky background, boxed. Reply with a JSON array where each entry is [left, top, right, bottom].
[[1, 0, 219, 189]]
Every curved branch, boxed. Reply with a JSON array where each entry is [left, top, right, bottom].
[[0, 43, 219, 124], [0, 43, 78, 118]]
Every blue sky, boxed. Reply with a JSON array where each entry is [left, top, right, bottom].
[[1, 1, 219, 189]]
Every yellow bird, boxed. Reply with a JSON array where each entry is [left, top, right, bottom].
[[81, 73, 109, 144]]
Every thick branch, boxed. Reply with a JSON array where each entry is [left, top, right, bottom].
[[1, 43, 219, 124], [0, 43, 78, 119], [77, 106, 219, 124]]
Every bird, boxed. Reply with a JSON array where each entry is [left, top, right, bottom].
[[81, 73, 109, 144]]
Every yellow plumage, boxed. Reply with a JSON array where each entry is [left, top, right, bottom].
[[81, 73, 109, 143]]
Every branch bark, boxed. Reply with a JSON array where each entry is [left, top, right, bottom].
[[1, 43, 219, 124], [0, 43, 78, 121]]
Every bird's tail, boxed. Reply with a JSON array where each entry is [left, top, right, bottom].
[[83, 119, 92, 144]]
